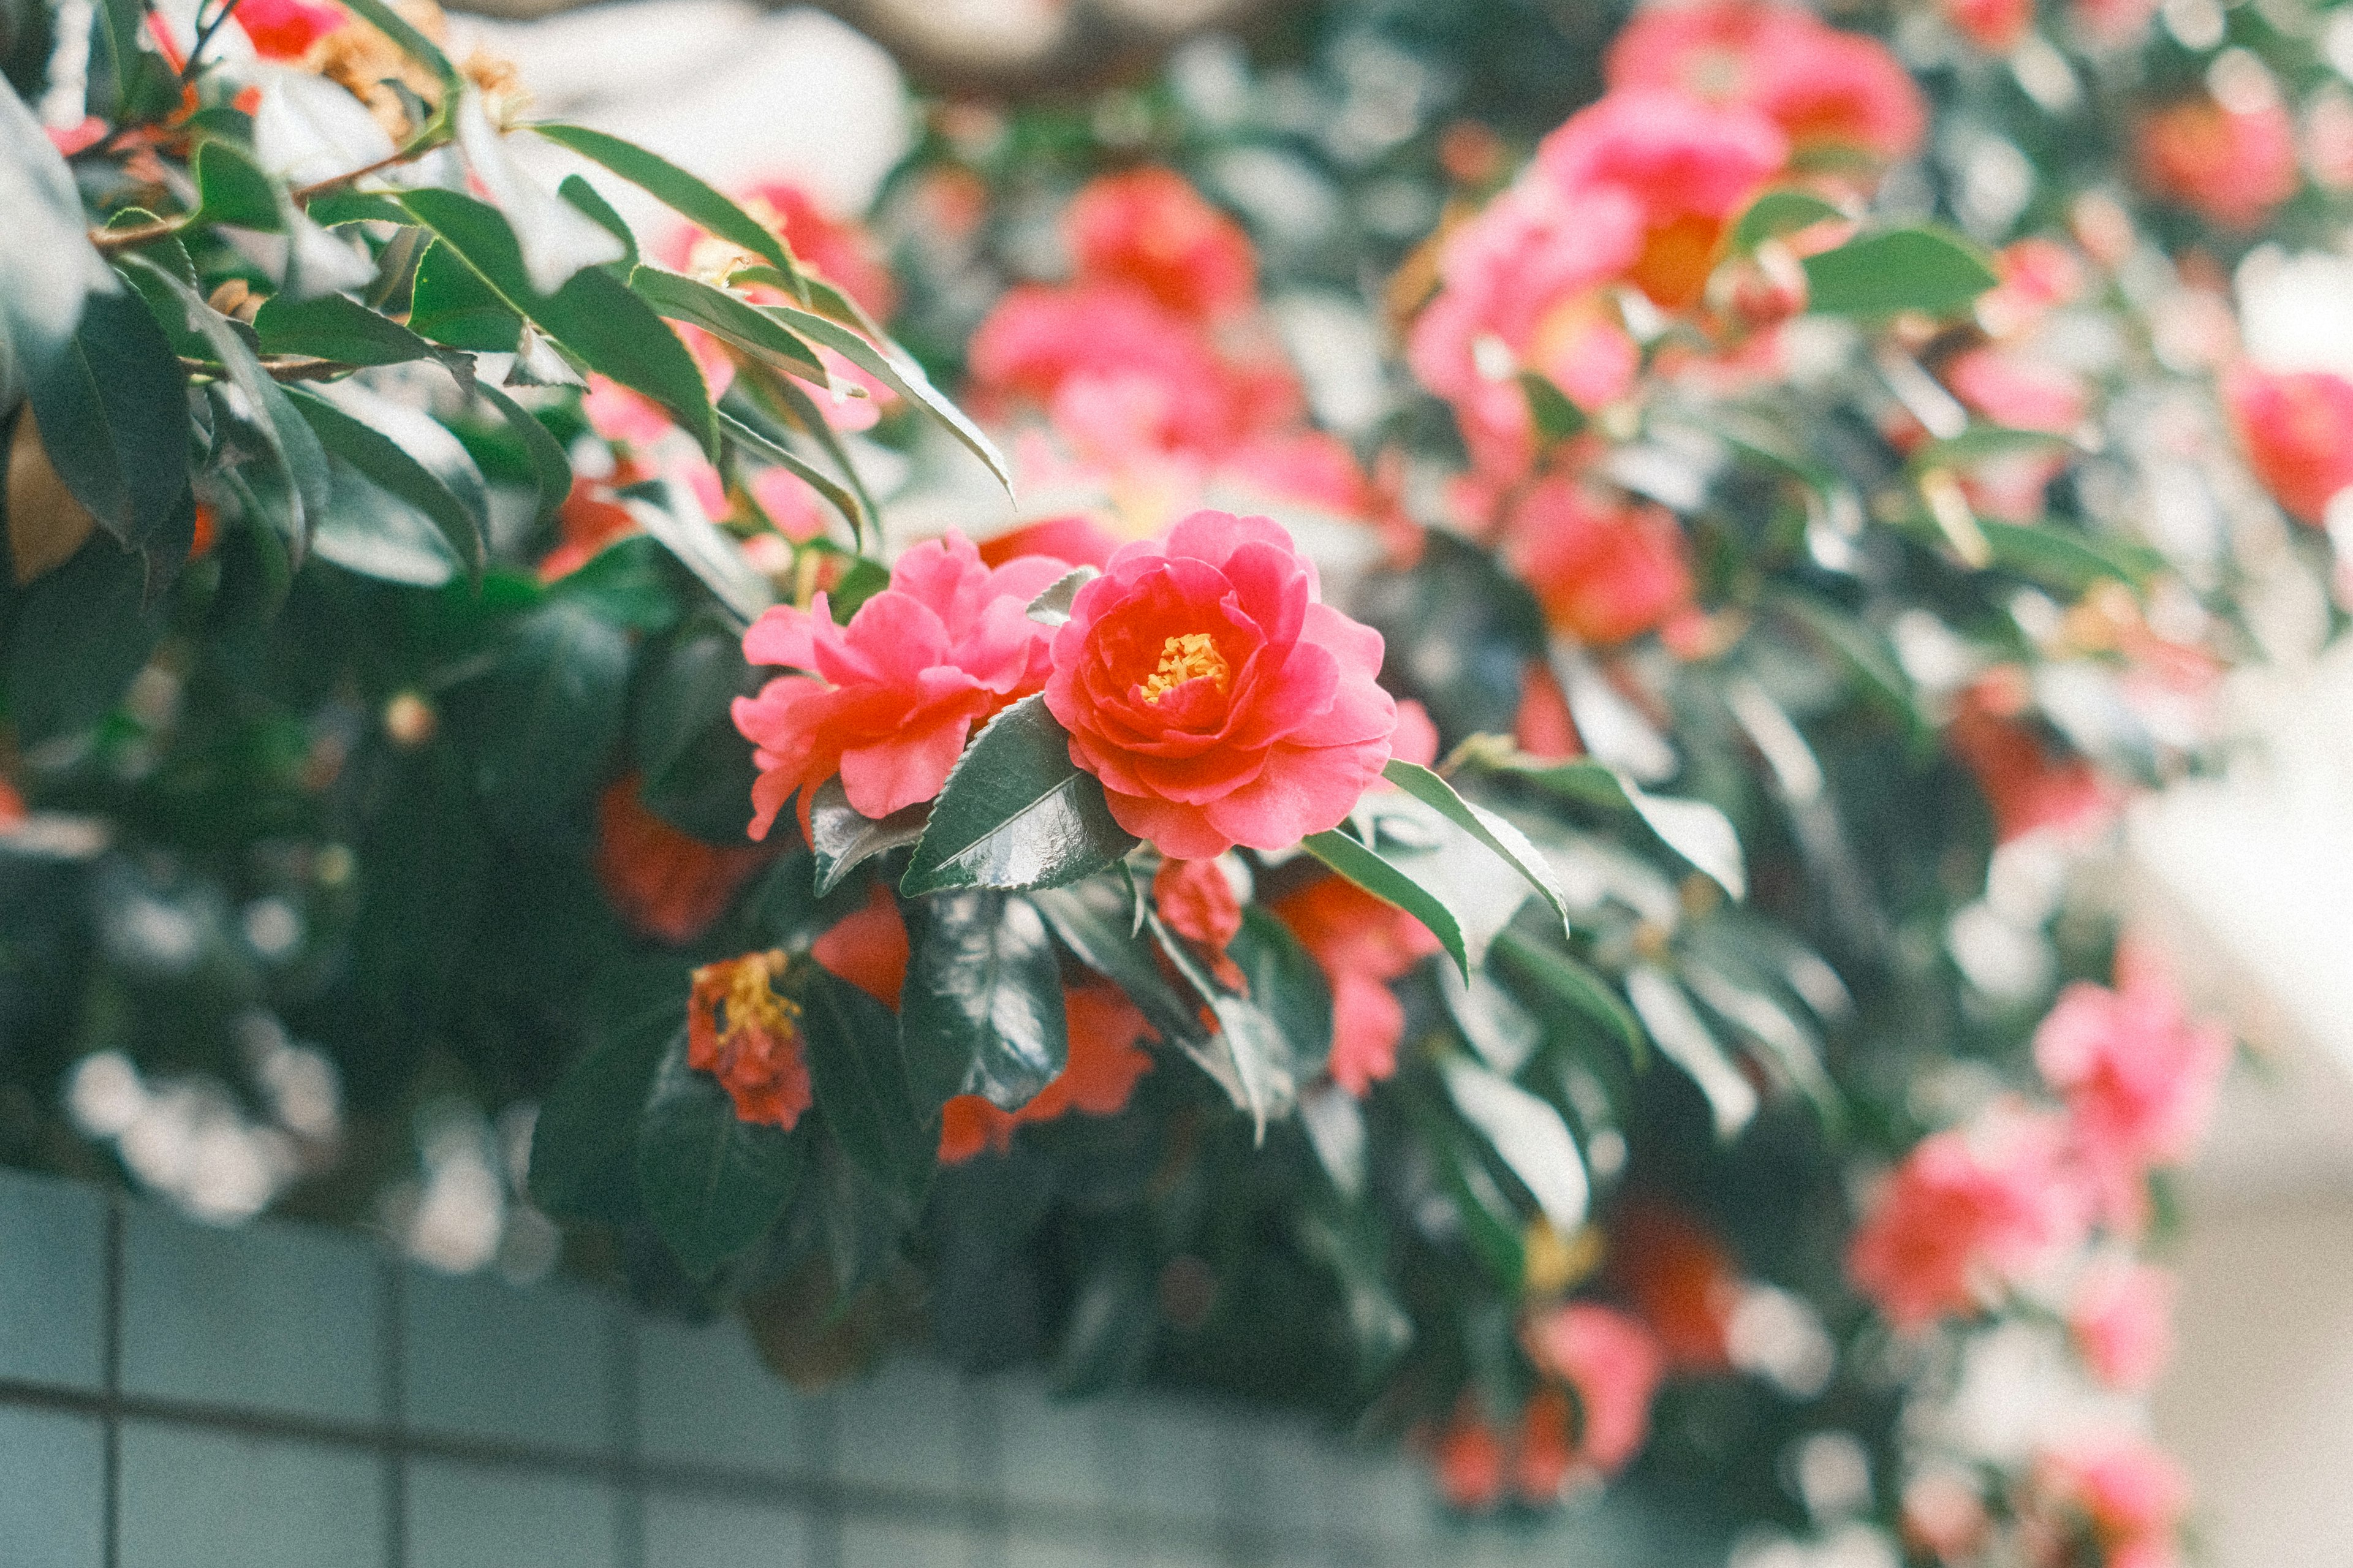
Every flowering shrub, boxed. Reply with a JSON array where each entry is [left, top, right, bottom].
[[5, 0, 2352, 1559]]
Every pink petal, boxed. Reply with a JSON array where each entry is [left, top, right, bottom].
[[1102, 788, 1236, 859], [741, 605, 818, 671]]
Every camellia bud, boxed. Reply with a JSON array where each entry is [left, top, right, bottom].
[[382, 691, 437, 748]]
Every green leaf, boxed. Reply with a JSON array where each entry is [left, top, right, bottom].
[[406, 239, 523, 351], [733, 367, 880, 528], [3, 533, 169, 747], [452, 91, 626, 297], [26, 287, 191, 559], [1765, 588, 1917, 727], [1488, 931, 1645, 1064], [632, 266, 827, 381], [1802, 227, 1999, 317], [1380, 760, 1575, 939], [252, 290, 449, 368], [808, 778, 931, 898], [1981, 520, 2164, 593], [631, 620, 766, 844], [1519, 372, 1587, 442], [192, 140, 284, 230], [528, 987, 684, 1221], [558, 174, 637, 267], [1624, 966, 1757, 1140], [551, 533, 680, 632], [1149, 909, 1294, 1135], [1438, 1054, 1587, 1233], [1300, 827, 1468, 979], [530, 122, 808, 295], [287, 381, 488, 577], [1731, 188, 1846, 252], [1229, 906, 1332, 1081], [717, 407, 866, 547], [762, 300, 1013, 498], [474, 380, 572, 525], [309, 461, 460, 586], [636, 1036, 806, 1279], [799, 967, 930, 1202], [0, 80, 113, 405], [615, 475, 774, 626], [121, 256, 332, 559], [1030, 880, 1211, 1053], [1495, 760, 1746, 900], [900, 890, 1066, 1114], [398, 189, 719, 457], [464, 599, 632, 844], [900, 694, 1139, 896], [88, 0, 173, 122], [1024, 566, 1096, 628], [1906, 424, 2073, 476]]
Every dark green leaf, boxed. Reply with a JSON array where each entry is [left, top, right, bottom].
[[615, 475, 773, 626], [528, 985, 684, 1221], [637, 1036, 806, 1279], [466, 598, 632, 843], [287, 381, 487, 576], [1802, 227, 1999, 317], [558, 174, 637, 266], [1488, 930, 1645, 1064], [735, 367, 880, 528], [309, 460, 460, 586], [550, 532, 680, 632], [809, 778, 930, 898], [900, 694, 1139, 895], [26, 286, 191, 558], [1766, 588, 1916, 727], [632, 266, 827, 381], [716, 407, 866, 547], [800, 967, 930, 1201], [252, 290, 447, 368], [531, 122, 807, 294], [762, 300, 1013, 497], [1300, 827, 1468, 979], [406, 239, 523, 351], [900, 890, 1066, 1115], [632, 621, 765, 844], [1150, 909, 1294, 1135], [1487, 760, 1746, 899], [4, 532, 169, 747], [398, 189, 718, 456], [1519, 372, 1586, 442], [1229, 906, 1332, 1081], [1030, 880, 1210, 1053], [474, 380, 570, 525], [0, 80, 112, 402]]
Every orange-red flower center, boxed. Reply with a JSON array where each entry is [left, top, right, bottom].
[[1138, 632, 1230, 704]]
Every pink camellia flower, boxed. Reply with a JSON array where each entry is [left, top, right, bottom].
[[2135, 96, 2302, 232], [1605, 0, 1927, 169], [2034, 943, 2230, 1229], [733, 532, 1074, 838], [1847, 1107, 2087, 1330], [2226, 366, 2353, 525], [688, 950, 813, 1128], [234, 0, 346, 60], [1944, 347, 2087, 436], [2072, 0, 2160, 47], [2069, 1258, 2176, 1390], [1504, 479, 1696, 646], [1534, 87, 1789, 312], [1044, 510, 1398, 858], [1066, 168, 1258, 324], [1522, 1303, 1667, 1477], [1406, 177, 1646, 480], [1273, 871, 1443, 1094], [2029, 1435, 2191, 1568], [938, 985, 1157, 1162]]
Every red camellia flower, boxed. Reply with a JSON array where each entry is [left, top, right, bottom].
[[1153, 857, 1245, 987], [593, 777, 774, 945], [2226, 365, 2353, 525], [1521, 1303, 1666, 1477], [1605, 0, 1927, 169], [1066, 168, 1258, 324], [1948, 670, 2116, 844], [809, 882, 911, 1009], [2135, 96, 2302, 232], [1431, 1401, 1509, 1511], [735, 532, 1074, 838], [1504, 479, 1696, 646], [1608, 1200, 1742, 1370], [938, 985, 1157, 1161], [1847, 1107, 2086, 1330], [234, 0, 347, 60], [1273, 855, 1444, 1096], [687, 950, 813, 1129], [1943, 0, 2034, 55], [1536, 87, 1788, 312], [1044, 510, 1398, 858]]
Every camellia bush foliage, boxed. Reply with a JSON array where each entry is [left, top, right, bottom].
[[7, 0, 2353, 1559]]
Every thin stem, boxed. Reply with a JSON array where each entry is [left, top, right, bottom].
[[181, 0, 247, 85]]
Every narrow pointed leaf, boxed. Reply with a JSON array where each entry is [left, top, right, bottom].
[[474, 380, 572, 525], [762, 301, 1014, 496], [1439, 1055, 1588, 1233], [800, 968, 930, 1200], [287, 381, 488, 575], [26, 287, 191, 556], [1381, 760, 1575, 938], [531, 122, 808, 295], [1300, 827, 1468, 979]]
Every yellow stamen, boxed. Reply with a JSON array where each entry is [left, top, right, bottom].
[[706, 950, 801, 1045], [1139, 633, 1230, 704]]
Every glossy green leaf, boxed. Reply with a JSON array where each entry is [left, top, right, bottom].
[[809, 778, 931, 898], [0, 80, 112, 404], [192, 139, 284, 230], [900, 890, 1066, 1115], [287, 381, 488, 577], [1301, 827, 1468, 979], [309, 461, 460, 586], [550, 532, 678, 632], [1381, 760, 1575, 939], [406, 239, 523, 351], [1488, 931, 1645, 1064], [398, 189, 718, 456], [733, 366, 880, 527], [800, 966, 930, 1201], [900, 694, 1139, 896], [633, 266, 827, 381], [1439, 1054, 1588, 1232], [1802, 226, 1999, 317], [616, 475, 773, 626], [716, 407, 866, 547], [3, 533, 170, 746], [1519, 372, 1586, 442], [252, 290, 447, 368], [528, 983, 684, 1221], [1024, 566, 1096, 627], [531, 122, 807, 294], [464, 598, 632, 843], [453, 91, 626, 297], [1229, 905, 1332, 1080], [1625, 966, 1758, 1140], [636, 1036, 806, 1279], [474, 379, 571, 525], [1031, 879, 1210, 1052], [1496, 760, 1746, 900], [1150, 909, 1294, 1135], [26, 286, 191, 558], [1981, 520, 2164, 593]]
